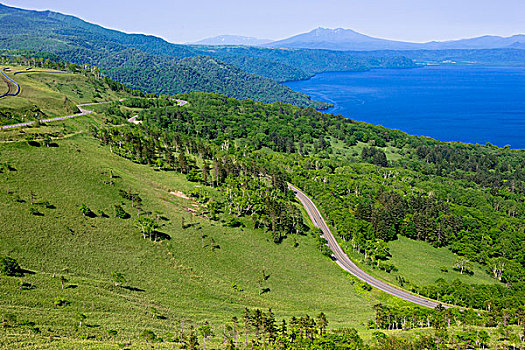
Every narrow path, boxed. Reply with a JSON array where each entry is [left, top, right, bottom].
[[289, 183, 453, 309]]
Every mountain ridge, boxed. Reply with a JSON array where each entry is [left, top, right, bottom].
[[265, 27, 525, 51]]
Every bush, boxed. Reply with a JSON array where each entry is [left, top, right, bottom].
[[53, 296, 70, 308], [79, 203, 94, 217], [141, 329, 158, 343], [224, 216, 243, 227], [114, 204, 130, 219], [316, 236, 332, 257], [361, 282, 373, 291], [0, 256, 21, 276], [29, 207, 42, 216]]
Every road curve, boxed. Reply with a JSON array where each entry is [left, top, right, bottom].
[[0, 102, 108, 130], [0, 69, 21, 97], [289, 183, 452, 309]]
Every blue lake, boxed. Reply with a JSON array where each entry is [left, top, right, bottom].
[[285, 66, 525, 149]]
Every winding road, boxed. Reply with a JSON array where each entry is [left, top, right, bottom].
[[0, 102, 108, 130], [1, 67, 450, 308], [0, 69, 21, 97], [289, 183, 451, 309]]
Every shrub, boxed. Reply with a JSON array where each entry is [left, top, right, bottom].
[[114, 204, 129, 219], [53, 296, 70, 307], [0, 256, 21, 276], [224, 216, 243, 227], [29, 207, 42, 216], [140, 329, 158, 343], [79, 203, 94, 217]]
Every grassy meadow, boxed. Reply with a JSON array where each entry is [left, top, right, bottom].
[[0, 65, 126, 126], [0, 115, 381, 347]]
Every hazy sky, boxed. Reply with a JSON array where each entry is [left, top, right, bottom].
[[3, 0, 524, 43]]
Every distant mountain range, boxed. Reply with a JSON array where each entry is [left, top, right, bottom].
[[0, 3, 419, 108], [0, 3, 523, 108], [196, 27, 525, 51], [189, 35, 272, 46]]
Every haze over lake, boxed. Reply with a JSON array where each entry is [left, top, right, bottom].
[[286, 66, 525, 149]]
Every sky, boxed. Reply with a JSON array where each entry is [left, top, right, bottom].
[[2, 0, 524, 44]]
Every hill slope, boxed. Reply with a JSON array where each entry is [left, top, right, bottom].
[[0, 64, 378, 348], [0, 4, 417, 103]]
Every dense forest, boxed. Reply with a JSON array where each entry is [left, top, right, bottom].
[[0, 3, 415, 107]]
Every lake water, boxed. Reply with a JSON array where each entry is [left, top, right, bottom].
[[285, 66, 525, 149]]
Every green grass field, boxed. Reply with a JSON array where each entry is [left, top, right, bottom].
[[0, 65, 126, 126], [0, 114, 383, 347], [341, 235, 499, 291]]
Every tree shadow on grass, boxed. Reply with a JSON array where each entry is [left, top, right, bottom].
[[155, 231, 171, 241], [122, 285, 145, 292], [18, 268, 36, 276]]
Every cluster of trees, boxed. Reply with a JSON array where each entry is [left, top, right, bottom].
[[370, 303, 525, 350], [139, 309, 366, 350], [221, 176, 307, 242], [91, 91, 524, 330], [91, 114, 308, 243], [412, 278, 525, 310], [370, 304, 493, 330]]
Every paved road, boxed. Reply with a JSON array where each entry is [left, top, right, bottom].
[[289, 183, 451, 309], [0, 69, 21, 97], [127, 99, 187, 125], [0, 102, 108, 130]]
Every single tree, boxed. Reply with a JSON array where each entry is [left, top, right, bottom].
[[59, 275, 68, 290], [199, 321, 214, 350], [454, 257, 473, 275], [111, 271, 127, 287], [0, 256, 21, 276]]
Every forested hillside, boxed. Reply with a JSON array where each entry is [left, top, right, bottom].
[[120, 92, 525, 309], [85, 91, 525, 348], [0, 3, 415, 105]]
